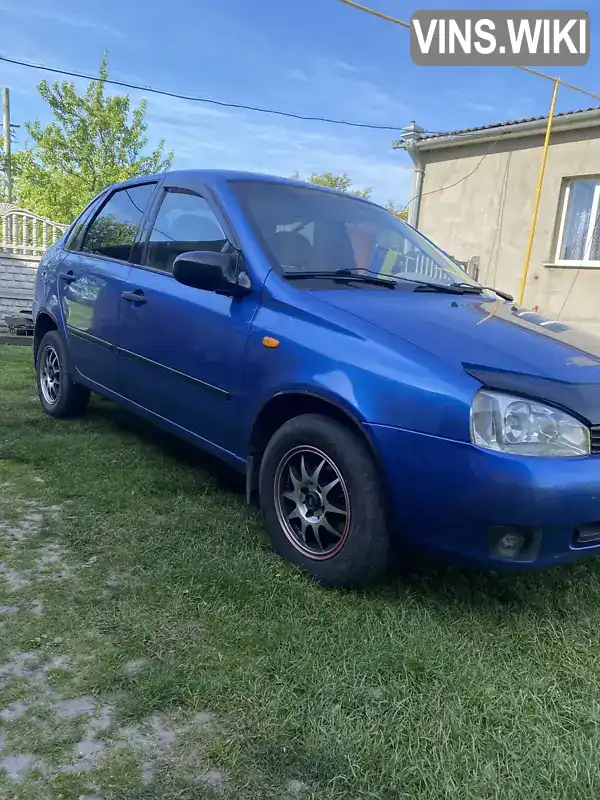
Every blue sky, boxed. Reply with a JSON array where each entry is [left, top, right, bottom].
[[0, 0, 597, 205]]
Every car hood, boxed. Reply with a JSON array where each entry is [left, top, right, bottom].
[[313, 288, 600, 421]]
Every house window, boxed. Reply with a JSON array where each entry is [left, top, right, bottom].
[[555, 177, 600, 266]]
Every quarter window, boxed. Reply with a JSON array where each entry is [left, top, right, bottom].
[[145, 190, 228, 273], [80, 184, 155, 261], [555, 177, 600, 266]]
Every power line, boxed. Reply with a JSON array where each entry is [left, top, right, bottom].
[[401, 131, 507, 215], [337, 0, 600, 102], [519, 66, 600, 102], [0, 54, 405, 132], [338, 0, 409, 28]]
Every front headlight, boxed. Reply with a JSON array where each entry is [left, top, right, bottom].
[[471, 390, 590, 457]]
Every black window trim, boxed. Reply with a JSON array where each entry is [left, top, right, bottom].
[[75, 181, 158, 266], [135, 185, 231, 276]]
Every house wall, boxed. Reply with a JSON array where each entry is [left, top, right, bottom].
[[0, 253, 39, 332], [416, 126, 600, 334]]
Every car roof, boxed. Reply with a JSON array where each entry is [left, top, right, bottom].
[[110, 169, 380, 205]]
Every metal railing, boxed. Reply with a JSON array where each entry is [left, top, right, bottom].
[[0, 203, 68, 256]]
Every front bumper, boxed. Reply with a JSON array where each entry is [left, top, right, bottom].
[[365, 422, 600, 569]]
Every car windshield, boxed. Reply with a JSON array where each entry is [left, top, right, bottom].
[[231, 180, 479, 289]]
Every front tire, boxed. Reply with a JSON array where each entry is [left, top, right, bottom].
[[36, 330, 90, 418], [259, 414, 391, 588]]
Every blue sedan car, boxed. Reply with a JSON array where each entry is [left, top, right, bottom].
[[33, 170, 600, 586]]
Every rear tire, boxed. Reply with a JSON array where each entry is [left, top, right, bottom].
[[36, 330, 90, 418], [259, 414, 391, 588]]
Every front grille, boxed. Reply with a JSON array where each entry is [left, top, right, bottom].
[[592, 426, 600, 455]]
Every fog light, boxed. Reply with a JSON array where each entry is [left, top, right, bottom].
[[496, 533, 525, 558], [487, 526, 529, 560]]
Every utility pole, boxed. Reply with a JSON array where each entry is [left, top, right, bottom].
[[2, 87, 12, 203]]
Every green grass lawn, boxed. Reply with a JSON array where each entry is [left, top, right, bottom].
[[2, 344, 600, 799]]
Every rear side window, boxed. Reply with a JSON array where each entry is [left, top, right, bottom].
[[81, 184, 155, 261], [144, 190, 228, 273], [65, 193, 107, 251]]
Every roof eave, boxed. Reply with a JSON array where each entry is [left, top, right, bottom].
[[394, 108, 600, 153]]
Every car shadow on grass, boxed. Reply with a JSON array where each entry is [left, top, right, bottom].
[[381, 548, 600, 619], [88, 398, 247, 496], [87, 398, 600, 617]]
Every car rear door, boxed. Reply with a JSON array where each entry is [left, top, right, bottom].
[[117, 177, 260, 456], [59, 183, 157, 391]]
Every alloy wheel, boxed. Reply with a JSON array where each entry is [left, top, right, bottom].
[[274, 445, 351, 559], [40, 345, 61, 406]]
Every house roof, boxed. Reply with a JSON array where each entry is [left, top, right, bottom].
[[394, 106, 600, 151]]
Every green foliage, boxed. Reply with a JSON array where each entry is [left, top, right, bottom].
[[83, 215, 138, 255], [292, 172, 408, 219], [6, 343, 600, 799], [384, 200, 408, 221], [14, 53, 173, 223], [0, 134, 19, 202], [0, 136, 5, 199], [292, 170, 372, 198]]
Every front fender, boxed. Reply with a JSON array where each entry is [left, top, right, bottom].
[[239, 282, 481, 445]]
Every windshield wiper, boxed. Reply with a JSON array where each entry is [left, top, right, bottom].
[[284, 267, 457, 292], [412, 281, 513, 298], [282, 270, 396, 289], [412, 281, 473, 294], [282, 268, 513, 298], [449, 282, 514, 301], [336, 268, 475, 294]]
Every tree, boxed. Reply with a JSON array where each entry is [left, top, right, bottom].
[[293, 171, 372, 199], [384, 200, 408, 221], [14, 54, 173, 222], [292, 172, 408, 220], [0, 135, 6, 200], [0, 134, 21, 203]]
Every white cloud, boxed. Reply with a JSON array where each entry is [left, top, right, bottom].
[[328, 58, 361, 73], [444, 90, 498, 117], [0, 2, 125, 39], [290, 69, 309, 82], [286, 56, 408, 124], [139, 90, 412, 204], [1, 21, 412, 204], [462, 100, 496, 114]]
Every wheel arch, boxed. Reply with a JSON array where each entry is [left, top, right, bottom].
[[33, 310, 59, 361], [248, 391, 386, 497]]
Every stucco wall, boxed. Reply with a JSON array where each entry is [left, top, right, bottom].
[[417, 126, 600, 334], [0, 253, 39, 332]]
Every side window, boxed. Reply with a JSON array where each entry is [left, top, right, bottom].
[[555, 177, 600, 265], [80, 183, 155, 262], [65, 193, 107, 252], [144, 190, 228, 273]]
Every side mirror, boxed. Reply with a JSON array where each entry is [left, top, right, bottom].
[[172, 251, 251, 297]]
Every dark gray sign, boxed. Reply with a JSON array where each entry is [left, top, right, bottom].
[[410, 10, 589, 66]]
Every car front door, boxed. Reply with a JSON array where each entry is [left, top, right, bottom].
[[59, 182, 157, 391], [117, 180, 260, 457]]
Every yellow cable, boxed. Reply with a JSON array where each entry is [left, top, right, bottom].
[[338, 0, 598, 312], [519, 67, 600, 101], [337, 0, 409, 28], [337, 1, 600, 102], [518, 79, 560, 305]]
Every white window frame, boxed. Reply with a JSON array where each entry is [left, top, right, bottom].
[[554, 178, 600, 268]]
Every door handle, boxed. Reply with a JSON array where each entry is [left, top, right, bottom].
[[59, 270, 76, 284], [121, 290, 148, 304]]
